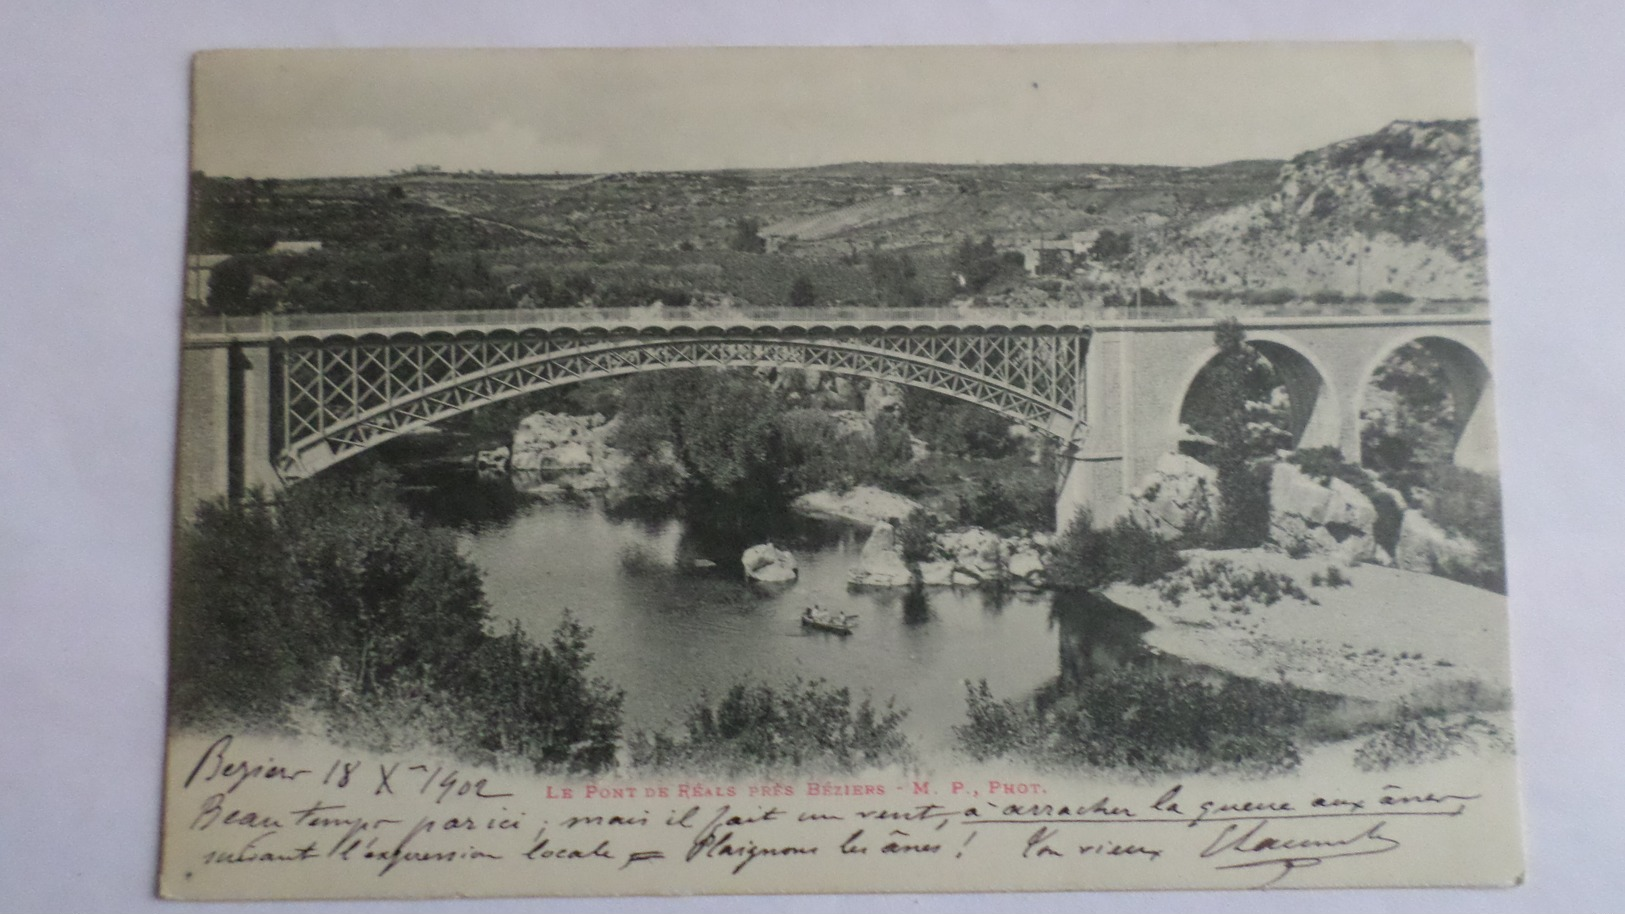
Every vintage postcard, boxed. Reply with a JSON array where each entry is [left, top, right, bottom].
[[163, 44, 1521, 899]]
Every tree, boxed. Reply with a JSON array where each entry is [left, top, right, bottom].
[[169, 469, 625, 772], [895, 508, 939, 570], [1046, 511, 1184, 592], [730, 217, 767, 253], [1208, 319, 1271, 547], [206, 256, 255, 315], [788, 274, 817, 308], [610, 371, 792, 527], [952, 234, 1003, 292], [1088, 229, 1134, 264], [868, 251, 927, 308]]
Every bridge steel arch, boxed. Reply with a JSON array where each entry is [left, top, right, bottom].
[[173, 314, 1092, 512], [269, 328, 1089, 481]]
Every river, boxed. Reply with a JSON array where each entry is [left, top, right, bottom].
[[395, 459, 1167, 755]]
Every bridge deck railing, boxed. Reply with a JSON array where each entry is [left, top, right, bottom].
[[183, 300, 1490, 337]]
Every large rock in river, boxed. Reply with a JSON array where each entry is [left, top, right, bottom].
[[742, 544, 798, 583], [1269, 462, 1379, 564], [848, 521, 914, 587], [511, 412, 598, 473], [1127, 452, 1221, 540], [792, 486, 924, 527]]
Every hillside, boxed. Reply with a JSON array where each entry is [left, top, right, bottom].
[[187, 121, 1484, 316], [1133, 120, 1486, 300]]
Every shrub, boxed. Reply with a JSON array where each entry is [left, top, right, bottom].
[[1242, 287, 1297, 305], [1353, 710, 1512, 772], [1310, 566, 1353, 589], [628, 678, 913, 775], [895, 508, 940, 568], [170, 470, 625, 773], [956, 671, 1306, 775], [1048, 511, 1186, 592], [1102, 287, 1181, 309], [1421, 465, 1506, 593], [1158, 558, 1315, 613], [956, 474, 1054, 535], [1371, 289, 1415, 305], [788, 274, 817, 308]]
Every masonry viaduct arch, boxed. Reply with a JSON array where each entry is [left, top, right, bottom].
[[1054, 314, 1495, 527], [175, 308, 1494, 530]]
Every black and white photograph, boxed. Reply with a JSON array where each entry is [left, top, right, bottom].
[[146, 44, 1528, 899]]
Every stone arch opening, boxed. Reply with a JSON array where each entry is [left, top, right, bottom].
[[1360, 335, 1495, 478], [1176, 337, 1336, 463]]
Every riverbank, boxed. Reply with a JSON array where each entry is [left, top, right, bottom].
[[1106, 547, 1512, 704]]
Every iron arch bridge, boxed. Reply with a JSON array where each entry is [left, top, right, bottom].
[[188, 309, 1092, 484], [177, 305, 1492, 529]]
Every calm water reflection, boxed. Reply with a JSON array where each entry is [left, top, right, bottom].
[[399, 466, 1164, 753]]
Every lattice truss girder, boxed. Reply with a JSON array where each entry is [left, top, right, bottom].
[[276, 331, 1085, 479]]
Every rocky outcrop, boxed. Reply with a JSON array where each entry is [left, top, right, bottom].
[[742, 543, 798, 583], [1135, 119, 1486, 300], [476, 445, 510, 473], [1394, 510, 1480, 575], [792, 486, 925, 527], [863, 380, 904, 419], [1269, 462, 1379, 565], [511, 413, 598, 472], [847, 521, 914, 587], [936, 527, 1005, 583], [1127, 453, 1221, 540], [918, 560, 957, 587], [509, 412, 625, 495]]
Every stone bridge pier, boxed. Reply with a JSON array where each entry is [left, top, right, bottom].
[[174, 340, 280, 518], [1055, 315, 1496, 531]]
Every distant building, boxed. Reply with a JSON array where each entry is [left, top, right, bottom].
[[270, 240, 323, 254], [1018, 230, 1105, 275]]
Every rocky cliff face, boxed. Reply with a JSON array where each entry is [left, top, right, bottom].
[[1140, 120, 1486, 300]]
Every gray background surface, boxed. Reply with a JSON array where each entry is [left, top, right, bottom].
[[2, 1, 1621, 910]]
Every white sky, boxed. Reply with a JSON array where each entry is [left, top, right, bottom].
[[192, 43, 1478, 177]]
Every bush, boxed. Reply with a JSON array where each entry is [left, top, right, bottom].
[[788, 274, 817, 308], [1310, 566, 1352, 589], [1242, 287, 1297, 305], [627, 678, 913, 775], [956, 474, 1054, 535], [729, 217, 766, 253], [1102, 287, 1181, 309], [902, 388, 1016, 460], [1420, 465, 1505, 592], [1353, 710, 1511, 772], [895, 508, 940, 568], [956, 670, 1306, 775], [1158, 559, 1315, 614], [170, 470, 625, 773], [1371, 289, 1415, 305], [1047, 511, 1186, 592]]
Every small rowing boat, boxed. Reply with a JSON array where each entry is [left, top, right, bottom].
[[801, 605, 858, 635]]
